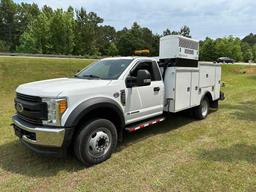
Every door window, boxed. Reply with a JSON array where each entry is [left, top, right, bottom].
[[130, 61, 161, 81]]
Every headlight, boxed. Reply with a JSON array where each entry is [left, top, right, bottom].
[[42, 98, 68, 126]]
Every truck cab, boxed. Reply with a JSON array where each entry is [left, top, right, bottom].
[[12, 35, 224, 165]]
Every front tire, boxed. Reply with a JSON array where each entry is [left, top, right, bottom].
[[74, 119, 118, 166], [194, 97, 209, 120]]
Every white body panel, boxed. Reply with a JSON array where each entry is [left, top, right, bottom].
[[125, 80, 164, 124], [175, 71, 191, 111], [191, 71, 200, 106], [163, 62, 221, 112], [159, 35, 199, 60], [215, 66, 222, 99]]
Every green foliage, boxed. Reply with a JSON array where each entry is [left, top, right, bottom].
[[0, 0, 17, 51], [48, 8, 75, 54], [17, 12, 51, 53], [163, 25, 191, 38], [180, 25, 191, 38], [0, 40, 9, 51], [200, 36, 245, 62], [1, 0, 256, 60], [18, 8, 75, 55], [96, 25, 117, 55], [0, 0, 40, 51], [200, 34, 256, 62], [117, 22, 159, 56], [199, 38, 218, 61], [107, 42, 119, 56], [242, 33, 256, 46], [73, 8, 103, 55], [241, 42, 253, 62], [252, 45, 256, 62]]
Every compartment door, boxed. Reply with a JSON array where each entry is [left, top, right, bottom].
[[199, 65, 215, 87], [175, 71, 191, 111], [215, 66, 221, 100], [191, 71, 200, 107]]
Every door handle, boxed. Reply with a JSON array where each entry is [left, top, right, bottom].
[[154, 87, 160, 92]]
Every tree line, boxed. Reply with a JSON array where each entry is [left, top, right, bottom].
[[0, 0, 256, 62], [200, 34, 256, 62]]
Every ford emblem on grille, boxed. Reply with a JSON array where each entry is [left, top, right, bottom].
[[16, 103, 24, 113]]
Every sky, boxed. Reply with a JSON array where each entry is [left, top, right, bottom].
[[15, 0, 256, 40]]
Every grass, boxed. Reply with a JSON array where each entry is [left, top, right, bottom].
[[0, 56, 256, 192]]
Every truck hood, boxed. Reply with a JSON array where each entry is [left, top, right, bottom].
[[16, 78, 112, 97]]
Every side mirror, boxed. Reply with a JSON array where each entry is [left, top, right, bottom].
[[126, 76, 136, 88], [136, 69, 151, 86]]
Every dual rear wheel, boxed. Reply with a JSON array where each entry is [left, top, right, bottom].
[[193, 97, 210, 120]]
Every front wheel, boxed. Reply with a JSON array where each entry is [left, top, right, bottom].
[[194, 97, 209, 120], [74, 119, 118, 166]]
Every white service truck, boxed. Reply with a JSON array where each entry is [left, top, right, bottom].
[[12, 35, 224, 165]]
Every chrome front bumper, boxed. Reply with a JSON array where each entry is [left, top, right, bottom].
[[12, 116, 65, 147]]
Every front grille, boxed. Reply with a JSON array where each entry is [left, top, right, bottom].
[[15, 93, 48, 125], [16, 93, 41, 103]]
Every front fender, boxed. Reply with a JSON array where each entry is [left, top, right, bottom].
[[64, 97, 125, 128]]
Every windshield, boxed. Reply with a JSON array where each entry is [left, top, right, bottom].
[[76, 59, 133, 80]]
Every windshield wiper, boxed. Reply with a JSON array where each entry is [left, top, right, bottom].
[[82, 74, 102, 79]]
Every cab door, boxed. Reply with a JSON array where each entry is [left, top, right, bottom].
[[125, 60, 164, 124]]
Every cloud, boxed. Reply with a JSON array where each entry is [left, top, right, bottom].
[[14, 0, 256, 39]]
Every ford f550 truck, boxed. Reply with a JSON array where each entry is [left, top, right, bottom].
[[12, 35, 224, 165]]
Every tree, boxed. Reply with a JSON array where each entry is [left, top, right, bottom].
[[0, 0, 17, 51], [0, 39, 9, 51], [199, 36, 244, 62], [180, 25, 191, 38], [242, 33, 256, 46], [15, 2, 40, 46], [0, 0, 40, 51], [252, 45, 256, 62], [17, 12, 51, 53], [117, 28, 135, 56], [116, 22, 159, 56], [73, 8, 103, 55], [214, 36, 242, 61], [107, 42, 118, 56], [199, 37, 217, 61], [6, 0, 256, 60], [241, 42, 253, 62], [96, 25, 116, 55], [48, 9, 75, 54], [163, 26, 191, 38], [163, 28, 171, 36], [162, 28, 180, 36]]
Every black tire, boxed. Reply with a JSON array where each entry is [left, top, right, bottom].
[[74, 119, 118, 166], [194, 97, 209, 120], [211, 100, 219, 110]]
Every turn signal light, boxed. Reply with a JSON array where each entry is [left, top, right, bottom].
[[59, 99, 67, 113]]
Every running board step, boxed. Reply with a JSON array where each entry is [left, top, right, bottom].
[[125, 117, 165, 132]]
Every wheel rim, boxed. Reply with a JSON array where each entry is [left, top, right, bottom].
[[201, 99, 209, 117], [87, 127, 112, 159]]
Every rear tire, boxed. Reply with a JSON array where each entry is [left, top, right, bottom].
[[194, 97, 209, 120], [74, 119, 118, 166]]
